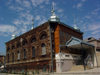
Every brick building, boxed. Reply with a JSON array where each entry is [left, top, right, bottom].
[[5, 7, 98, 73]]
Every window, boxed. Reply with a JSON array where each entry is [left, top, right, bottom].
[[23, 49, 26, 59], [22, 39, 27, 46], [17, 42, 21, 48], [7, 54, 9, 63], [17, 51, 20, 60], [96, 49, 100, 52], [32, 47, 35, 57], [12, 53, 14, 62], [12, 45, 15, 49], [7, 46, 10, 51], [41, 43, 46, 55], [40, 31, 47, 40], [30, 36, 36, 43]]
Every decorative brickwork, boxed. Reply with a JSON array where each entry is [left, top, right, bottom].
[[5, 21, 83, 72]]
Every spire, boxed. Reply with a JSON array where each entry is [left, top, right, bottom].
[[73, 16, 80, 31], [11, 26, 17, 40], [49, 2, 60, 22], [51, 2, 55, 16], [31, 18, 34, 29]]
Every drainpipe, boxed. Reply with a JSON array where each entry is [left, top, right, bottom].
[[49, 23, 53, 72]]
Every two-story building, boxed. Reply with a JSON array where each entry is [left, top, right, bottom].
[[5, 7, 98, 73]]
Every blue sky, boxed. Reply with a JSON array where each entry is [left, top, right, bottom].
[[0, 0, 100, 55]]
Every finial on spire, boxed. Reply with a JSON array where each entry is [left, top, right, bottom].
[[31, 18, 34, 29], [51, 2, 55, 16]]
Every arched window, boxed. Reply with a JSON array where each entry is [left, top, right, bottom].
[[23, 49, 26, 59], [30, 36, 36, 43], [41, 43, 46, 55], [17, 42, 21, 48], [40, 31, 47, 40], [17, 51, 20, 60], [12, 45, 15, 49], [22, 39, 28, 46], [12, 53, 14, 62], [32, 47, 35, 57]]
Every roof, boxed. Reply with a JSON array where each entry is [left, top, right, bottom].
[[6, 21, 83, 44], [59, 22, 83, 34], [6, 21, 49, 44], [49, 21, 83, 34], [66, 37, 94, 50], [84, 37, 100, 42]]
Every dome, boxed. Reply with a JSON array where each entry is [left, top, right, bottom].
[[73, 25, 80, 31], [49, 15, 60, 22], [11, 34, 16, 39]]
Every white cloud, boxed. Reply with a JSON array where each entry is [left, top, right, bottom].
[[31, 0, 49, 7], [0, 25, 16, 33], [21, 25, 27, 33], [13, 12, 33, 26], [36, 16, 47, 25], [85, 16, 91, 19], [8, 0, 31, 12], [81, 0, 86, 2], [0, 25, 17, 36], [88, 23, 100, 31], [91, 30, 100, 35], [77, 3, 82, 8], [83, 23, 100, 37], [9, 6, 24, 12], [35, 15, 41, 20], [58, 9, 63, 13], [74, 0, 87, 9], [22, 0, 31, 8], [12, 12, 34, 35], [91, 8, 100, 15]]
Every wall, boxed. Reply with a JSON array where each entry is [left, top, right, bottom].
[[5, 22, 52, 72]]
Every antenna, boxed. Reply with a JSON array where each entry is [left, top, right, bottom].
[[31, 18, 34, 29]]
